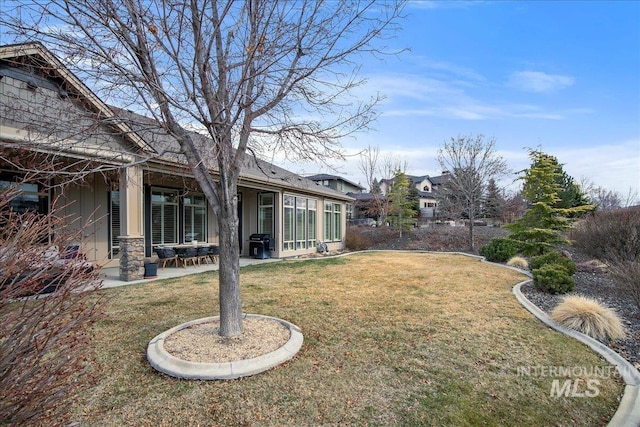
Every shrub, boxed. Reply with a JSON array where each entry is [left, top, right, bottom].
[[575, 260, 608, 274], [610, 260, 640, 312], [345, 227, 372, 251], [532, 264, 574, 294], [0, 187, 103, 425], [551, 296, 626, 342], [506, 256, 529, 270], [569, 206, 640, 262], [479, 238, 519, 262], [530, 251, 576, 276]]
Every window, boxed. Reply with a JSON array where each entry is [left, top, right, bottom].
[[295, 198, 307, 249], [283, 195, 317, 251], [333, 204, 341, 241], [151, 188, 178, 245], [307, 199, 317, 248], [346, 203, 353, 220], [110, 191, 120, 257], [324, 201, 342, 242], [283, 195, 295, 251], [258, 193, 274, 236], [184, 193, 206, 243], [0, 180, 47, 214]]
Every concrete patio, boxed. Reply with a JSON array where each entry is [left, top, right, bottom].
[[99, 257, 282, 289]]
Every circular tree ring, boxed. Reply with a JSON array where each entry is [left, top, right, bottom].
[[147, 314, 303, 380]]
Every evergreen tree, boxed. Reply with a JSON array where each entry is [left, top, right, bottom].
[[484, 178, 506, 220], [371, 178, 381, 195], [408, 184, 420, 213], [507, 150, 594, 255], [556, 171, 590, 212], [388, 171, 417, 237]]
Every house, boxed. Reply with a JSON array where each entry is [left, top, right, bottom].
[[379, 173, 450, 218], [0, 42, 353, 281], [306, 173, 365, 220], [306, 173, 365, 194]]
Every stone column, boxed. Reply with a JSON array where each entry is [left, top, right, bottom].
[[118, 165, 145, 281], [118, 236, 145, 281]]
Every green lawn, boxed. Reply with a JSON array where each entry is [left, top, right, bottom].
[[70, 252, 622, 426]]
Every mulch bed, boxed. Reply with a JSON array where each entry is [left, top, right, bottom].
[[520, 248, 640, 370]]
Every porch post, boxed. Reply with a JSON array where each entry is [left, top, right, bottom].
[[118, 165, 145, 281]]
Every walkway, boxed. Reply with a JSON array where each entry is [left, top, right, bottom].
[[99, 257, 282, 289]]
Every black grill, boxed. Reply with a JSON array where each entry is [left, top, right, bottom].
[[249, 233, 271, 259]]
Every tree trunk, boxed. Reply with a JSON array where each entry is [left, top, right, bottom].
[[468, 202, 475, 252], [217, 177, 243, 337]]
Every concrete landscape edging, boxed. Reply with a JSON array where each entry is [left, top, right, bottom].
[[147, 314, 303, 380]]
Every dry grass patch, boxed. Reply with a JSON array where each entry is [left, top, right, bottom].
[[61, 253, 622, 426]]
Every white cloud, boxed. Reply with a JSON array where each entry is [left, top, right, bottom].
[[507, 71, 575, 93]]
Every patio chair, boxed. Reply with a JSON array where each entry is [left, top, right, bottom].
[[196, 245, 210, 265], [154, 247, 178, 269], [207, 245, 219, 264], [176, 247, 198, 268]]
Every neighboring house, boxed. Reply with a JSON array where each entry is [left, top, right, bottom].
[[306, 173, 365, 220], [306, 173, 365, 194], [0, 42, 353, 281], [380, 173, 450, 218]]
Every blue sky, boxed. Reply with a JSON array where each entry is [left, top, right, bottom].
[[295, 0, 640, 198]]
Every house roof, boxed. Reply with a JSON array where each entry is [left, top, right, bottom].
[[349, 192, 385, 201], [306, 173, 365, 191], [0, 43, 153, 153], [113, 108, 353, 201], [0, 42, 352, 202], [381, 173, 450, 187]]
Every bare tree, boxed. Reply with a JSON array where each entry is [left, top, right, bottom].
[[2, 1, 405, 336], [580, 177, 639, 210], [358, 145, 380, 192], [437, 135, 508, 251], [0, 169, 103, 425]]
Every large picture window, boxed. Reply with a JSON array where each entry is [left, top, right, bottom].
[[151, 188, 178, 245], [324, 201, 342, 242], [184, 193, 206, 243], [283, 194, 318, 251]]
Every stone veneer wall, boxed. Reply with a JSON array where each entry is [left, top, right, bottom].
[[119, 236, 145, 281]]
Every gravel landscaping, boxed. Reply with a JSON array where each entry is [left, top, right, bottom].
[[519, 247, 640, 370]]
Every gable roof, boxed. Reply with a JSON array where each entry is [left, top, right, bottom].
[[112, 108, 353, 201], [0, 42, 352, 202], [306, 173, 365, 191], [0, 43, 153, 153]]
